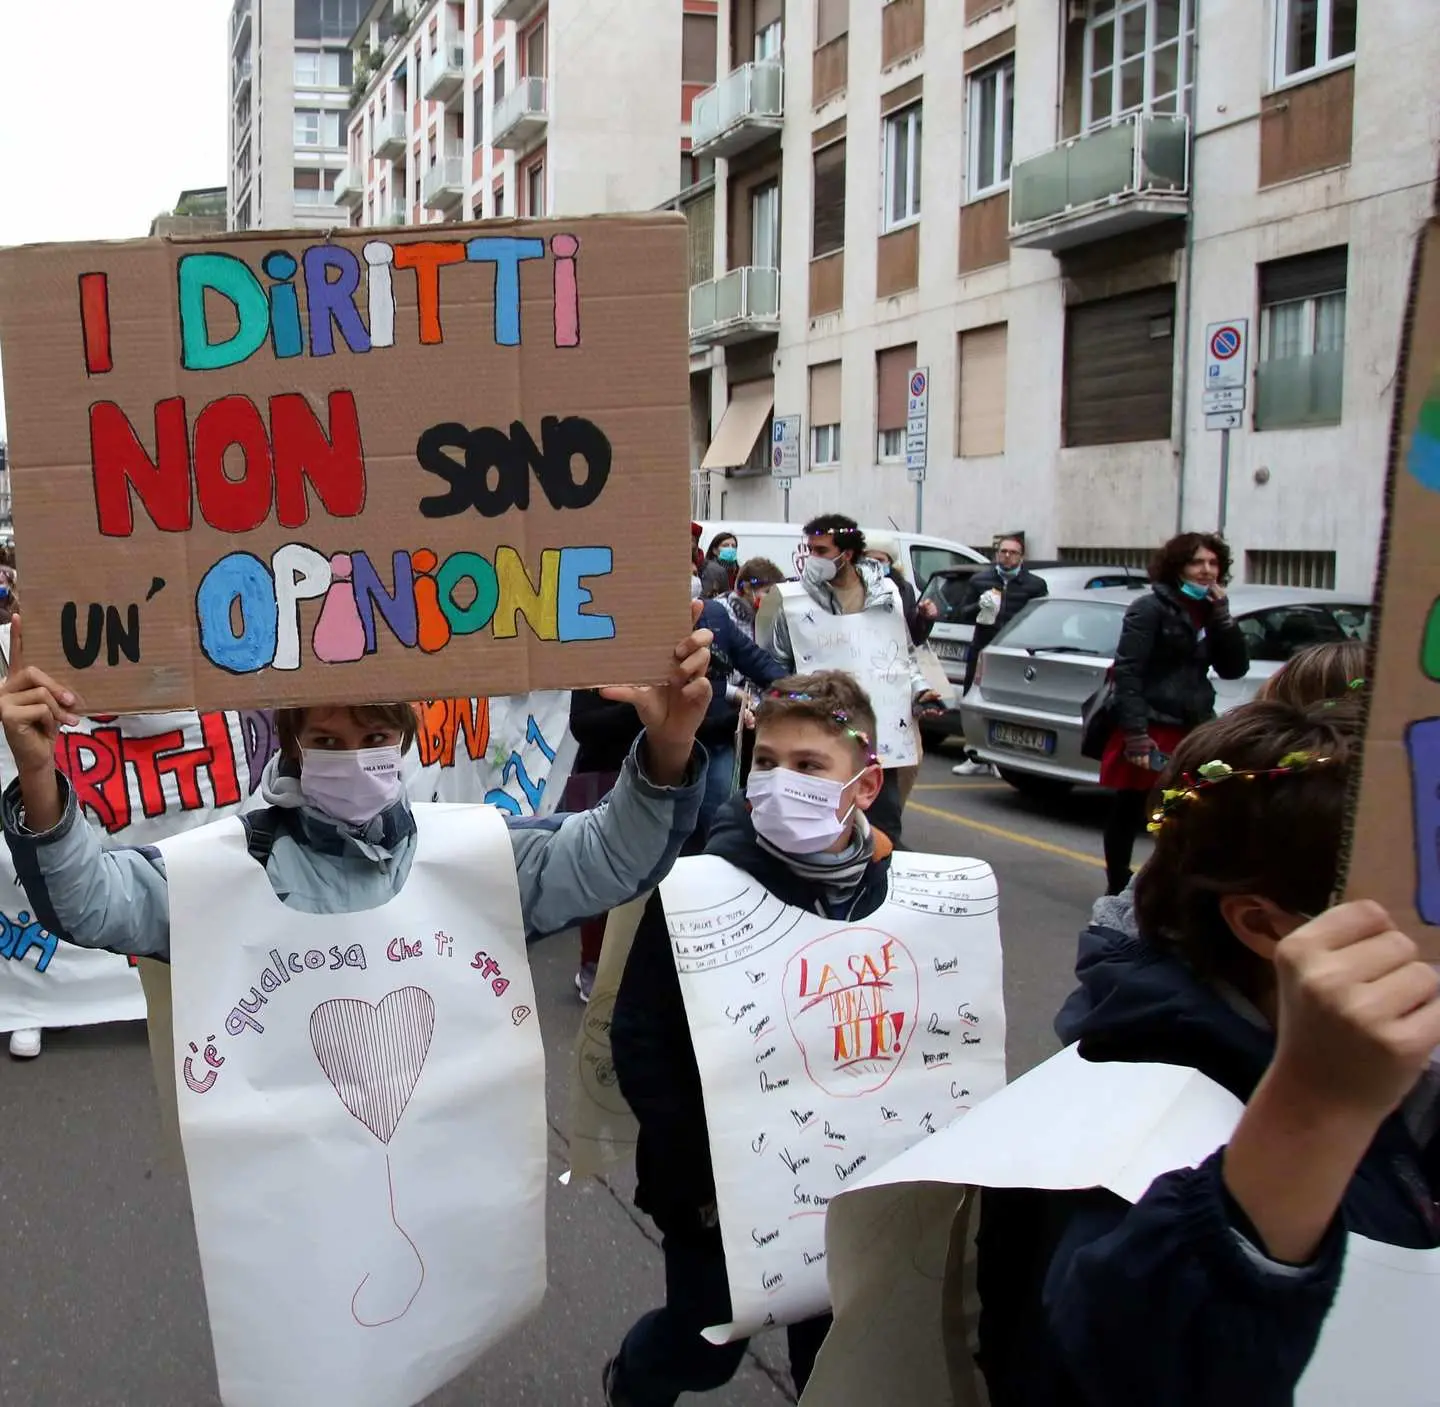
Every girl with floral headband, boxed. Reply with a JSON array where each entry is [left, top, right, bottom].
[[974, 697, 1440, 1407]]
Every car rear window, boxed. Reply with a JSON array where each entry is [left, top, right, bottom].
[[1236, 604, 1372, 662], [992, 599, 1125, 655]]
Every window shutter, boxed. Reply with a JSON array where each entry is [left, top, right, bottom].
[[958, 324, 1007, 457], [877, 343, 917, 432], [1259, 246, 1349, 305], [755, 0, 783, 32], [682, 14, 718, 83], [812, 141, 846, 257], [1064, 287, 1176, 447], [816, 0, 849, 45], [809, 362, 843, 426]]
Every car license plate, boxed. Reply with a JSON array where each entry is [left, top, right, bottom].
[[990, 722, 1056, 755], [932, 640, 967, 662]]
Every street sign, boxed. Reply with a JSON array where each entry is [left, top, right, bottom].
[[1206, 410, 1243, 431], [1202, 387, 1246, 414], [771, 414, 802, 481], [906, 367, 929, 483], [1204, 319, 1249, 392]]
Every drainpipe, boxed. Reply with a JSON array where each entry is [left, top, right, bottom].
[[1174, 0, 1203, 534]]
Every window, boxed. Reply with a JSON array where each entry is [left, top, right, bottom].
[[293, 168, 330, 205], [967, 58, 1014, 199], [809, 362, 842, 468], [812, 140, 846, 257], [876, 344, 916, 462], [295, 52, 320, 86], [524, 22, 546, 79], [883, 104, 922, 230], [751, 180, 780, 269], [682, 13, 718, 83], [996, 599, 1127, 657], [295, 109, 320, 146], [958, 324, 1008, 457], [493, 60, 506, 102], [524, 159, 546, 217], [1256, 246, 1347, 430], [1083, 0, 1195, 129], [494, 183, 506, 217], [755, 20, 782, 62], [1235, 600, 1368, 663], [1064, 285, 1176, 446], [473, 86, 486, 147], [1274, 0, 1357, 85], [295, 50, 345, 88], [1244, 550, 1341, 591]]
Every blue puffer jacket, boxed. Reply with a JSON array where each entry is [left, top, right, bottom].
[[975, 891, 1440, 1407], [695, 598, 787, 749], [2, 736, 705, 960]]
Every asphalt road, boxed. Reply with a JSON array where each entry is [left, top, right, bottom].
[[0, 746, 1130, 1406]]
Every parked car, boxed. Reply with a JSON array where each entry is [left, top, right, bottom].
[[919, 563, 1149, 744], [695, 520, 987, 593], [957, 585, 1372, 797]]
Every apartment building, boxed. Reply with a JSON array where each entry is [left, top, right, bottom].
[[688, 0, 1437, 594], [229, 0, 367, 231], [336, 0, 705, 233]]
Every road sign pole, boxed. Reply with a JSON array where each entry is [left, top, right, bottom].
[[783, 484, 791, 522], [1217, 427, 1231, 534], [915, 477, 923, 533]]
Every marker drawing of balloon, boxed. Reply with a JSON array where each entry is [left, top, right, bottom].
[[311, 986, 435, 1327], [782, 929, 918, 1097]]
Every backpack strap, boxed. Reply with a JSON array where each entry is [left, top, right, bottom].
[[240, 807, 283, 867]]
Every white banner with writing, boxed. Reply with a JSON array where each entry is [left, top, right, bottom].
[[659, 853, 1005, 1341]]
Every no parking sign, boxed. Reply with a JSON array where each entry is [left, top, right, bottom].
[[1204, 320, 1248, 391]]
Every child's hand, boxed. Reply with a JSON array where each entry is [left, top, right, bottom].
[[1270, 900, 1440, 1124], [0, 614, 80, 776]]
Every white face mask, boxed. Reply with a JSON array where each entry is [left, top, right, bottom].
[[803, 554, 840, 587], [746, 765, 869, 854], [300, 746, 405, 827]]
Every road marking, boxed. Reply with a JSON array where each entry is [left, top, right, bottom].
[[905, 800, 1105, 872], [912, 782, 1010, 791]]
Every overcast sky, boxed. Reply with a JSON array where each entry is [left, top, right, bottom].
[[0, 0, 230, 437]]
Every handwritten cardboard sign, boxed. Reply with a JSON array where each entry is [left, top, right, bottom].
[[0, 217, 690, 711], [1345, 217, 1440, 955]]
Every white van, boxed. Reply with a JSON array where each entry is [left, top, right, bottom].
[[696, 520, 986, 592]]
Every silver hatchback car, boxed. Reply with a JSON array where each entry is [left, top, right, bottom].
[[959, 585, 1371, 798]]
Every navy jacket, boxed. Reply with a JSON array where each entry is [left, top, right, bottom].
[[610, 795, 894, 1229], [696, 598, 787, 749], [975, 895, 1440, 1407]]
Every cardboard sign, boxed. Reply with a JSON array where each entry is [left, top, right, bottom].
[[1345, 217, 1440, 953], [0, 217, 690, 712]]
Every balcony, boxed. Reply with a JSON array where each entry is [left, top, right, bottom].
[[493, 76, 548, 150], [423, 43, 466, 103], [334, 166, 364, 208], [1009, 114, 1190, 252], [232, 56, 252, 94], [494, 0, 544, 20], [381, 210, 409, 227], [374, 112, 408, 161], [422, 155, 465, 210], [691, 62, 784, 161], [689, 267, 781, 346], [231, 0, 252, 52]]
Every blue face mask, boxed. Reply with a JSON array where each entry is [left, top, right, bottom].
[[718, 546, 738, 565], [1179, 580, 1210, 601]]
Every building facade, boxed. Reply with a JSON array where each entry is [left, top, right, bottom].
[[336, 0, 711, 233], [689, 0, 1437, 594], [230, 0, 367, 231]]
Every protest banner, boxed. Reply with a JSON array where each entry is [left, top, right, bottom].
[[0, 217, 690, 713], [0, 676, 576, 1035], [163, 805, 546, 1407], [1345, 215, 1440, 954], [658, 853, 1005, 1342]]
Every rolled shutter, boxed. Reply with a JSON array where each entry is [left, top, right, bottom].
[[877, 343, 917, 432]]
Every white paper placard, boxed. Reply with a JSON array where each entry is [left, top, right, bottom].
[[165, 806, 546, 1407], [660, 853, 1005, 1341]]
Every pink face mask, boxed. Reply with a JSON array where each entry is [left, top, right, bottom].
[[300, 746, 404, 827]]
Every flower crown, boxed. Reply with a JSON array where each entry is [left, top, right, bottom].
[[763, 690, 879, 764], [1147, 751, 1337, 835]]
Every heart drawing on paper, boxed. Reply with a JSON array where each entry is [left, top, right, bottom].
[[310, 987, 436, 1145]]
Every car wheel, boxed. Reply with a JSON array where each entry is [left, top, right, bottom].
[[997, 768, 1074, 801]]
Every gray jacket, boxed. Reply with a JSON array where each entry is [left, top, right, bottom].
[[768, 559, 929, 699], [2, 736, 705, 962]]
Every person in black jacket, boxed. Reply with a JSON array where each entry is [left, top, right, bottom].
[[975, 698, 1440, 1407], [603, 671, 892, 1407], [1100, 532, 1248, 895], [956, 536, 1048, 694]]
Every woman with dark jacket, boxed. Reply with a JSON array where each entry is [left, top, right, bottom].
[[699, 532, 740, 600], [1101, 532, 1248, 895]]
